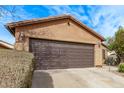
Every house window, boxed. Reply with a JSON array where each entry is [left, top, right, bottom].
[[102, 49, 105, 59]]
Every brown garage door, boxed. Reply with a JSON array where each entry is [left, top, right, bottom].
[[29, 38, 94, 70]]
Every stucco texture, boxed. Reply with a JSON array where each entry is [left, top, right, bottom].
[[15, 18, 104, 66]]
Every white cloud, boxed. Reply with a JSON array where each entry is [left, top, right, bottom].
[[87, 6, 124, 37], [44, 5, 89, 21], [45, 5, 124, 38], [1, 5, 124, 44]]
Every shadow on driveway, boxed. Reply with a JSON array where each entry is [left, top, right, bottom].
[[31, 71, 54, 88]]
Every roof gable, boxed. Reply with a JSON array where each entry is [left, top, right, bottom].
[[5, 15, 105, 41]]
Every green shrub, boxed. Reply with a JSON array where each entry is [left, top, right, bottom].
[[0, 49, 34, 88], [118, 63, 124, 72]]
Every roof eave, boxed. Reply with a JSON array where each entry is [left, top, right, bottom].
[[69, 16, 105, 41], [4, 24, 15, 36], [5, 15, 105, 41], [102, 43, 108, 49]]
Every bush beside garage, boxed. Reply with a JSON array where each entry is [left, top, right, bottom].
[[0, 49, 34, 88]]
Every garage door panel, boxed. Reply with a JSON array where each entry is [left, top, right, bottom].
[[29, 39, 94, 70]]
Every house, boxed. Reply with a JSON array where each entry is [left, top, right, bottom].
[[6, 15, 107, 70], [0, 40, 14, 49]]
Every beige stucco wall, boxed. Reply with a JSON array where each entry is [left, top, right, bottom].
[[14, 19, 103, 66], [101, 45, 108, 64]]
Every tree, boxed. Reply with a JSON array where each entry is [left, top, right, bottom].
[[0, 6, 21, 20], [108, 26, 124, 58], [105, 36, 114, 45]]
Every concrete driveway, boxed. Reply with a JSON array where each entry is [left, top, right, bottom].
[[31, 67, 124, 88]]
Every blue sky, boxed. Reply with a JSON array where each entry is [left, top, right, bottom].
[[0, 5, 124, 44]]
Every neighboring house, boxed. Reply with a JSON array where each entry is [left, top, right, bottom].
[[0, 40, 14, 49], [6, 14, 106, 70]]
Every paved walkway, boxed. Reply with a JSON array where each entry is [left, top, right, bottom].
[[32, 67, 124, 88]]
